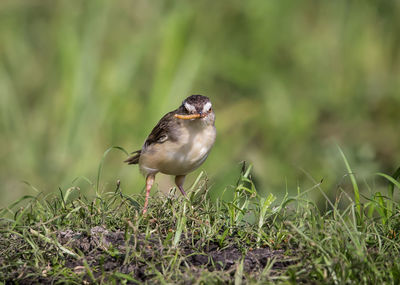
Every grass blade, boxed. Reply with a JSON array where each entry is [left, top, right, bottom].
[[96, 146, 129, 193], [234, 259, 244, 285], [337, 145, 362, 220]]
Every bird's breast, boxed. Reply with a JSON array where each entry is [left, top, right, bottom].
[[140, 123, 216, 176]]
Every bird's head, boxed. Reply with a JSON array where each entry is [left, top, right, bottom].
[[175, 95, 214, 123]]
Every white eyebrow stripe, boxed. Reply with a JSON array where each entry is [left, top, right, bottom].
[[203, 102, 212, 112], [184, 102, 196, 113]]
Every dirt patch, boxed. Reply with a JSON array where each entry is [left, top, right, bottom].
[[59, 227, 296, 279], [3, 226, 297, 283], [185, 246, 293, 272]]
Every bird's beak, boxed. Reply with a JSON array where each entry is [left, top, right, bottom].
[[174, 113, 203, 120]]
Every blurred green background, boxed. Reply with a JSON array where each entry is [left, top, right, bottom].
[[1, 0, 400, 207]]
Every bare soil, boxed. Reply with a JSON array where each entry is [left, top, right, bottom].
[[2, 226, 297, 284]]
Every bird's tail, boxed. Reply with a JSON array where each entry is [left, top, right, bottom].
[[124, 150, 141, 165]]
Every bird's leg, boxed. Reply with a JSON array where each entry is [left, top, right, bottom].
[[143, 174, 155, 215], [175, 175, 187, 196]]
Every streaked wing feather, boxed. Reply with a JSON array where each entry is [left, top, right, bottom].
[[144, 111, 179, 149]]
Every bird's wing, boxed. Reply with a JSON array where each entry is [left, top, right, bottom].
[[143, 111, 180, 149]]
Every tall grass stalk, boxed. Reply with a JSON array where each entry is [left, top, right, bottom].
[[337, 146, 362, 222]]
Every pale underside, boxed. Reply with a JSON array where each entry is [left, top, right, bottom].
[[139, 120, 216, 176]]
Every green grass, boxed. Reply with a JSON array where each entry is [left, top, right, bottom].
[[1, 1, 400, 282], [1, 161, 400, 284]]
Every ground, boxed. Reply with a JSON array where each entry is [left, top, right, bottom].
[[13, 226, 295, 283], [1, 168, 400, 284]]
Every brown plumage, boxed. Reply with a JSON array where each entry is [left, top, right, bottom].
[[124, 150, 141, 165]]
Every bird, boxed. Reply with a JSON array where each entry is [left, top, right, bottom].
[[124, 95, 216, 214]]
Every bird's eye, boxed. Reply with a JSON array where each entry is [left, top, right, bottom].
[[202, 102, 212, 113]]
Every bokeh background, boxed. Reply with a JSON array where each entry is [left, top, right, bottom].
[[1, 0, 400, 207]]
